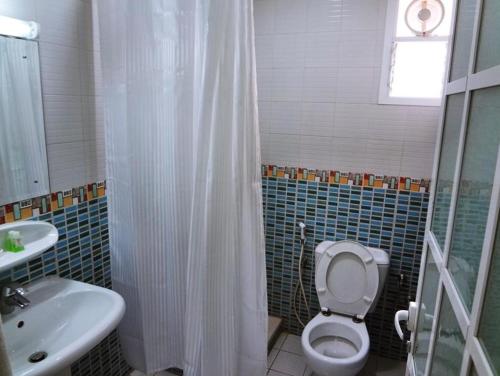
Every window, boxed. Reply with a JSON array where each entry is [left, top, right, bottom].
[[379, 0, 453, 106]]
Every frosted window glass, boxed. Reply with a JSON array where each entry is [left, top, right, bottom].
[[478, 220, 500, 373], [414, 252, 440, 376], [430, 292, 465, 375], [431, 93, 465, 249], [475, 0, 500, 72], [390, 41, 447, 99], [449, 0, 477, 81], [448, 86, 500, 311]]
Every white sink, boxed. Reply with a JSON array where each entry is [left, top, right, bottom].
[[2, 277, 125, 376], [0, 221, 58, 273]]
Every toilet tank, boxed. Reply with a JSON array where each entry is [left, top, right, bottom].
[[314, 241, 390, 313], [365, 246, 390, 312]]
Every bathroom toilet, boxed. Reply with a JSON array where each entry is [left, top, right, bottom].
[[301, 240, 389, 376]]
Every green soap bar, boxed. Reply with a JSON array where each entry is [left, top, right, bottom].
[[3, 237, 24, 253]]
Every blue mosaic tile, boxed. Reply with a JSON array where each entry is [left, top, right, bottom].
[[0, 197, 130, 376], [263, 177, 429, 360]]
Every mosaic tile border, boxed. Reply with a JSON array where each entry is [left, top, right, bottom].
[[0, 181, 106, 224], [1, 167, 429, 364], [262, 164, 431, 193]]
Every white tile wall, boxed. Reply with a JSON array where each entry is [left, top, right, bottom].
[[255, 0, 441, 178], [2, 0, 439, 190], [0, 0, 104, 191]]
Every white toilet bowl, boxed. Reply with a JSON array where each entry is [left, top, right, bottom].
[[302, 313, 369, 376], [300, 241, 390, 376]]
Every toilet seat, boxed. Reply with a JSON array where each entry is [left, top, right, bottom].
[[301, 313, 370, 376], [302, 241, 387, 376], [315, 240, 379, 319]]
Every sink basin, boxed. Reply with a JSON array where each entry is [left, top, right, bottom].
[[0, 221, 58, 273], [2, 277, 125, 376]]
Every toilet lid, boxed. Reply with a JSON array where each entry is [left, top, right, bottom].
[[315, 241, 379, 319]]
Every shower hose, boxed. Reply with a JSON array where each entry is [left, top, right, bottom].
[[293, 235, 311, 328]]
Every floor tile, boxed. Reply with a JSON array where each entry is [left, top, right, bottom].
[[359, 354, 378, 375], [358, 355, 406, 376], [281, 334, 303, 355], [129, 371, 178, 376], [268, 371, 290, 376], [376, 357, 406, 376], [273, 332, 287, 350], [303, 366, 314, 376], [271, 350, 307, 376], [268, 348, 279, 368]]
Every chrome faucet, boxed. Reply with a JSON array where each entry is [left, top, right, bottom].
[[0, 282, 30, 314]]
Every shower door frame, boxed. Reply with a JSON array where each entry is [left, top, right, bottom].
[[406, 0, 500, 374]]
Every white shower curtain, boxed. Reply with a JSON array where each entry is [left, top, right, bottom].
[[98, 1, 267, 375]]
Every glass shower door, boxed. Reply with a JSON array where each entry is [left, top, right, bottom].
[[397, 0, 500, 374]]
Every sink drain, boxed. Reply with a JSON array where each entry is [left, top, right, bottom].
[[28, 351, 47, 363]]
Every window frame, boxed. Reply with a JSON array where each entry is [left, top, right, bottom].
[[378, 0, 450, 107]]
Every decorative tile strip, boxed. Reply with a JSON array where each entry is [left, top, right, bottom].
[[0, 181, 106, 224], [261, 164, 431, 193]]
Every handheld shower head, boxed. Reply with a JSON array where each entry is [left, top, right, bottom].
[[299, 222, 306, 242]]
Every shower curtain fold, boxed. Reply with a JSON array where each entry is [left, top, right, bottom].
[[98, 1, 267, 375], [184, 2, 267, 375]]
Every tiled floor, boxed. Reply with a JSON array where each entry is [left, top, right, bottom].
[[132, 333, 406, 376], [268, 333, 407, 376], [131, 370, 180, 376]]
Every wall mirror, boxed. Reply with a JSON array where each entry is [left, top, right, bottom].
[[0, 33, 50, 205]]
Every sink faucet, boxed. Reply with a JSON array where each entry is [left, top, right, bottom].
[[0, 282, 30, 314]]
